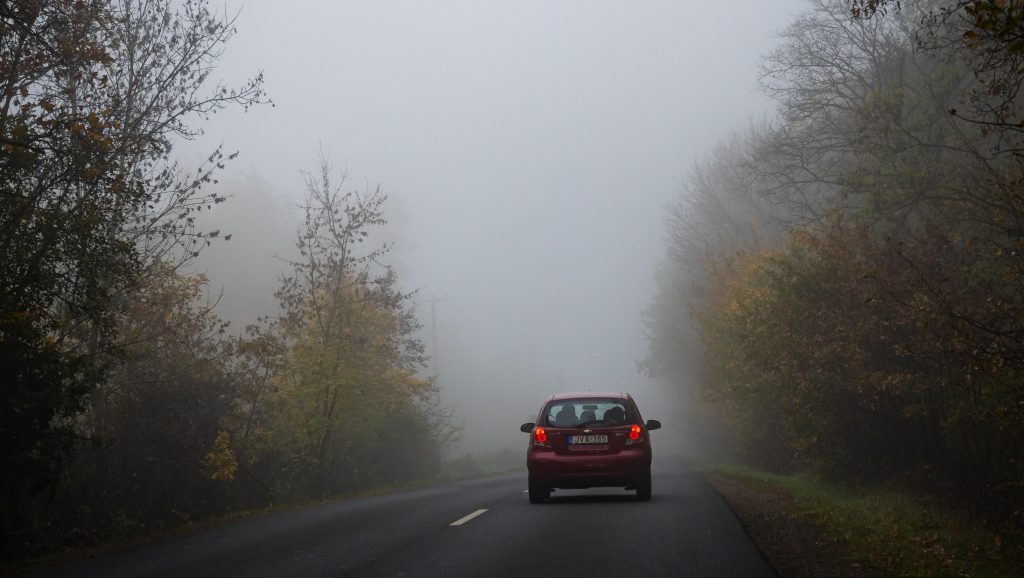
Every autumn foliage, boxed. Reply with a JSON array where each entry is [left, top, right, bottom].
[[0, 0, 447, 560], [698, 218, 1023, 502], [646, 0, 1024, 547]]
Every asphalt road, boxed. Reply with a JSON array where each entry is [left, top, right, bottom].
[[33, 458, 775, 578]]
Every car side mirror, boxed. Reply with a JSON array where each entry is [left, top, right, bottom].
[[520, 422, 535, 433], [646, 419, 661, 431]]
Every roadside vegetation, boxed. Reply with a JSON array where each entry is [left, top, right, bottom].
[[443, 448, 523, 480], [0, 0, 456, 562], [711, 464, 1018, 578], [643, 0, 1024, 572]]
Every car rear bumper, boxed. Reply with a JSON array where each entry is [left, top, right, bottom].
[[527, 447, 651, 489]]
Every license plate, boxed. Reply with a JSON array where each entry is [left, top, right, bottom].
[[569, 434, 608, 445]]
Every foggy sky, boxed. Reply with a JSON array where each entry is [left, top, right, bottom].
[[184, 0, 799, 453]]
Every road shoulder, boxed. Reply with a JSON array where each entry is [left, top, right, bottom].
[[704, 471, 881, 578]]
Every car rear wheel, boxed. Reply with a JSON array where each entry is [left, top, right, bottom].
[[528, 479, 548, 504], [635, 472, 652, 501]]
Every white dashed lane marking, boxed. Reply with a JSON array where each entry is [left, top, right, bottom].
[[449, 508, 488, 526]]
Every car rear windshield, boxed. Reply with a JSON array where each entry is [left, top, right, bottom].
[[540, 398, 633, 428]]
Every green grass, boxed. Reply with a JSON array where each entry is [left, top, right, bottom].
[[710, 464, 1020, 578]]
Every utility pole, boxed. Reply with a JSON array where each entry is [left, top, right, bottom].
[[424, 294, 448, 380]]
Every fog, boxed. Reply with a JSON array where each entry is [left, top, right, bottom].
[[183, 0, 799, 456], [16, 1, 1024, 570]]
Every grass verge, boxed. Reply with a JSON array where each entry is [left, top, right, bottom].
[[709, 464, 1019, 578]]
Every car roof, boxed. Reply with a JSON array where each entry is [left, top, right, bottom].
[[546, 391, 630, 402]]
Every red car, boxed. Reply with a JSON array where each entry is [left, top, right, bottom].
[[520, 392, 661, 503]]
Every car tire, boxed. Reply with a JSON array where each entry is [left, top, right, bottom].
[[635, 472, 652, 501], [528, 479, 548, 504]]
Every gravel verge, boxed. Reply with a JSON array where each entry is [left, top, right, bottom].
[[705, 471, 883, 578]]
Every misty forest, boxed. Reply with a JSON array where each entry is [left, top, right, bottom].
[[2, 0, 1024, 574], [644, 0, 1024, 570]]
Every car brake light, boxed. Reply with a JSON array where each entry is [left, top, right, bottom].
[[534, 427, 547, 443], [625, 424, 644, 446]]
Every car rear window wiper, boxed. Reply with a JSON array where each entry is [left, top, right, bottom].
[[576, 420, 602, 429]]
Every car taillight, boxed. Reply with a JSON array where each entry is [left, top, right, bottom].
[[532, 427, 552, 449], [534, 427, 548, 443], [625, 424, 644, 446]]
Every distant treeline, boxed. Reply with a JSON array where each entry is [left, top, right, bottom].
[[0, 0, 454, 559], [644, 0, 1024, 539]]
